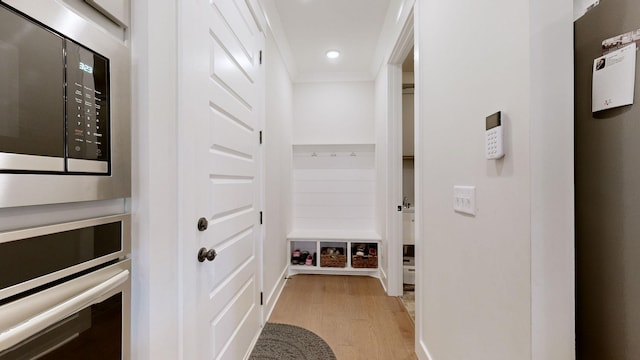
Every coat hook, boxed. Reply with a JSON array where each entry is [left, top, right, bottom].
[[311, 152, 318, 157], [350, 152, 357, 157], [330, 153, 337, 157]]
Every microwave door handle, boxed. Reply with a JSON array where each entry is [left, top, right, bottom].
[[0, 269, 129, 351]]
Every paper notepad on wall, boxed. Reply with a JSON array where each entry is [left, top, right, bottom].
[[592, 43, 636, 112]]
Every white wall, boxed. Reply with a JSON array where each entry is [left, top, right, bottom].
[[418, 0, 531, 357], [530, 1, 575, 358], [130, 0, 180, 358], [293, 81, 375, 144], [414, 0, 574, 359], [262, 30, 293, 318]]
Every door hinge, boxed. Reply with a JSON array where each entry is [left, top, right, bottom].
[[260, 292, 264, 306], [259, 211, 263, 225], [259, 130, 263, 144], [259, 50, 262, 65]]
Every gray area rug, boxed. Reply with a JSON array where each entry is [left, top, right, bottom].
[[249, 323, 337, 360]]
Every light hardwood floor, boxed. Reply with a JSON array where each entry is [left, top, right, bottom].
[[268, 274, 417, 360]]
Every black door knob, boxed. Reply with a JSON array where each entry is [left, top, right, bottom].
[[197, 247, 217, 262], [197, 217, 208, 231]]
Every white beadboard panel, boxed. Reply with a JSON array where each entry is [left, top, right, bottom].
[[288, 230, 381, 240], [293, 144, 375, 152], [293, 218, 375, 231], [293, 169, 375, 181], [295, 205, 374, 219], [293, 155, 374, 170], [292, 144, 376, 233], [293, 193, 375, 207], [294, 180, 375, 194]]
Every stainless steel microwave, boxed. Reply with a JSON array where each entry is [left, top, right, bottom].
[[1, 3, 110, 173], [0, 1, 130, 208]]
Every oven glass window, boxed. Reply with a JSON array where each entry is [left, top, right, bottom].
[[0, 5, 65, 158], [0, 293, 122, 359], [0, 222, 122, 289]]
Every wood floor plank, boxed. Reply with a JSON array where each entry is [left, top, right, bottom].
[[268, 274, 418, 360]]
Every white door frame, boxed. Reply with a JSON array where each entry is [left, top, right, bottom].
[[386, 9, 415, 298], [247, 0, 268, 326]]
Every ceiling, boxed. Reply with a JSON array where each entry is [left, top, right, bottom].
[[267, 0, 392, 82]]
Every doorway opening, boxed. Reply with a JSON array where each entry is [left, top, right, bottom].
[[400, 48, 415, 319], [385, 5, 416, 323]]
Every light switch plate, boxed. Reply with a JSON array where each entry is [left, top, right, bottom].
[[453, 186, 476, 215]]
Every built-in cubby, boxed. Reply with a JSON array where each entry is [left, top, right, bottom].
[[288, 144, 381, 276], [287, 231, 381, 275]]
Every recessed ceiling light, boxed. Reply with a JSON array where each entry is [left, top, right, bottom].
[[326, 50, 340, 59]]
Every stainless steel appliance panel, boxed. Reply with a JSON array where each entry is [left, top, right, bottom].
[[0, 259, 131, 359], [0, 0, 131, 207], [0, 214, 130, 301], [65, 39, 110, 172], [0, 6, 65, 167]]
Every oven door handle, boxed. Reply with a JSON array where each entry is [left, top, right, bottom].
[[0, 269, 129, 351]]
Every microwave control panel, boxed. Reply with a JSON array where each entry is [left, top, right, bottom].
[[66, 41, 110, 165]]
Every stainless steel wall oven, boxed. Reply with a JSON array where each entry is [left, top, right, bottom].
[[0, 0, 130, 208], [0, 215, 131, 359]]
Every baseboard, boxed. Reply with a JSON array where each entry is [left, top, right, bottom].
[[262, 266, 288, 323], [244, 267, 288, 360], [379, 265, 389, 293], [243, 323, 263, 360], [417, 338, 434, 360]]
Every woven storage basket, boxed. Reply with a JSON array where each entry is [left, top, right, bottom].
[[320, 246, 346, 267], [320, 254, 346, 267], [351, 255, 378, 268]]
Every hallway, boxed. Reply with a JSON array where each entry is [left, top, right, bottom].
[[268, 275, 417, 360]]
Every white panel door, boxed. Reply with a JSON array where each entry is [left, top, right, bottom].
[[179, 0, 263, 359]]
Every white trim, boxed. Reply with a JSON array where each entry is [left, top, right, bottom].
[[418, 339, 434, 360], [130, 0, 180, 359], [386, 64, 403, 298], [387, 13, 415, 65], [287, 230, 381, 241], [412, 0, 429, 358], [378, 265, 389, 293], [530, 0, 575, 358], [262, 266, 288, 323], [371, 0, 417, 77], [256, 0, 297, 81], [249, 0, 267, 326], [385, 8, 415, 299], [256, 29, 267, 326], [246, 0, 267, 33]]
